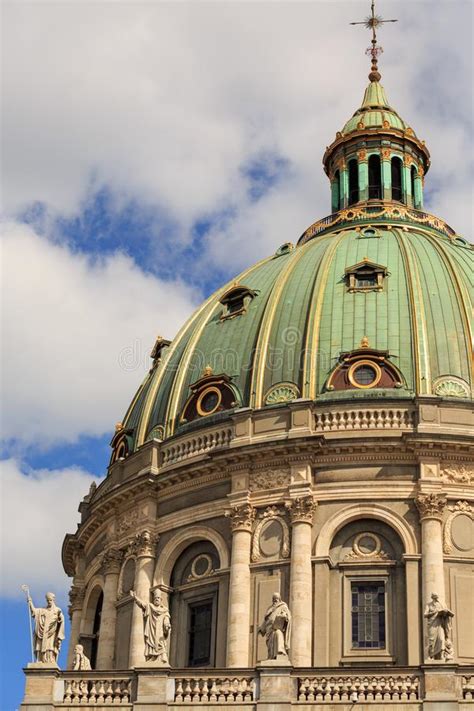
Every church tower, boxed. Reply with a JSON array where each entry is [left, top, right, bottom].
[[21, 3, 473, 709]]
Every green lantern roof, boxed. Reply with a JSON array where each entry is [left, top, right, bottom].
[[342, 81, 410, 135]]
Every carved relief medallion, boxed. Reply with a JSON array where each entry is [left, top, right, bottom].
[[251, 506, 290, 562]]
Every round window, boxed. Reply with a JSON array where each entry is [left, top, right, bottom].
[[196, 386, 222, 416], [354, 365, 377, 385], [348, 360, 382, 389]]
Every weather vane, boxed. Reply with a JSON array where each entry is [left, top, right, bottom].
[[350, 0, 397, 81]]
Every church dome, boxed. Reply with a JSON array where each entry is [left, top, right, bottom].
[[120, 208, 472, 454]]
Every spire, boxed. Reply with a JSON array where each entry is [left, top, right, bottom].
[[350, 0, 397, 82]]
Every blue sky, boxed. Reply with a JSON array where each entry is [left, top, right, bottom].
[[1, 1, 472, 707]]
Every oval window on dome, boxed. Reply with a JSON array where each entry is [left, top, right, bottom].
[[348, 360, 382, 389], [196, 387, 222, 416]]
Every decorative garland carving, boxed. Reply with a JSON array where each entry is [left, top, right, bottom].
[[443, 501, 474, 554], [187, 553, 215, 582], [251, 506, 290, 562], [249, 469, 290, 492], [117, 509, 139, 535], [415, 493, 447, 521], [226, 503, 256, 533], [442, 464, 474, 485], [300, 203, 457, 245], [345, 532, 390, 561], [286, 495, 317, 524]]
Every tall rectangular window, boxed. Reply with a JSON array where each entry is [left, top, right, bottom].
[[351, 582, 386, 649], [188, 600, 213, 666]]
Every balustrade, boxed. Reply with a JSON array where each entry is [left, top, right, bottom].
[[298, 674, 420, 702], [174, 676, 255, 703], [314, 407, 414, 432], [62, 675, 132, 704]]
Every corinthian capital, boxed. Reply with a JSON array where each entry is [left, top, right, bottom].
[[102, 547, 123, 574], [68, 585, 85, 618], [286, 495, 317, 524], [226, 503, 255, 532], [415, 492, 447, 521], [129, 530, 158, 558]]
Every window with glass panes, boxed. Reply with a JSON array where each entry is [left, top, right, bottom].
[[351, 582, 386, 649]]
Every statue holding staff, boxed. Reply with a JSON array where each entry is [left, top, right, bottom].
[[258, 592, 292, 660], [130, 589, 171, 663], [424, 592, 454, 661], [25, 590, 65, 664]]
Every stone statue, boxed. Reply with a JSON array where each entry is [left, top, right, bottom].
[[258, 592, 292, 660], [424, 592, 454, 661], [130, 589, 171, 663], [72, 644, 91, 670], [27, 592, 65, 664]]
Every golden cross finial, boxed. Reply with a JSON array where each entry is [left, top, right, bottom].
[[350, 0, 397, 82]]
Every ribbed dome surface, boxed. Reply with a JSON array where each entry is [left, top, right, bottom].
[[341, 81, 410, 135], [123, 221, 473, 450]]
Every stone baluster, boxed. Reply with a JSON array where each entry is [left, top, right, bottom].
[[128, 531, 158, 667], [415, 492, 448, 658], [287, 495, 316, 666], [96, 548, 123, 669], [226, 503, 255, 667], [67, 584, 85, 668]]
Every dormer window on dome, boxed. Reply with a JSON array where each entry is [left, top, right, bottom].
[[345, 259, 388, 292], [219, 285, 256, 321], [181, 367, 239, 423], [326, 338, 404, 392], [109, 422, 133, 465]]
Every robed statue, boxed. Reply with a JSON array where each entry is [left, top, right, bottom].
[[424, 592, 454, 661], [27, 591, 65, 664], [258, 592, 291, 660], [130, 589, 171, 663], [72, 644, 91, 670]]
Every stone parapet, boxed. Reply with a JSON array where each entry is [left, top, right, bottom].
[[20, 665, 474, 709]]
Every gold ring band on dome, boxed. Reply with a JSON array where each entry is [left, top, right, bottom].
[[348, 360, 382, 389]]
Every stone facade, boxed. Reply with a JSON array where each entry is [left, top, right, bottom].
[[20, 398, 474, 709]]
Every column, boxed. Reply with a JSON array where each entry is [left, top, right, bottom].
[[415, 492, 447, 659], [128, 531, 157, 667], [381, 148, 391, 200], [67, 584, 85, 668], [287, 495, 316, 667], [403, 155, 413, 206], [413, 165, 424, 209], [96, 548, 122, 669], [226, 503, 255, 667], [358, 150, 368, 202], [340, 162, 349, 208]]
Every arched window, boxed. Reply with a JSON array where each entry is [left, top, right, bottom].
[[391, 157, 403, 202], [410, 164, 417, 201], [181, 368, 239, 423], [368, 155, 382, 200], [169, 542, 221, 667], [327, 520, 406, 663], [348, 159, 359, 205]]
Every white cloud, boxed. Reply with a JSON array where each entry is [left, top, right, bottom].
[[1, 221, 198, 445], [0, 458, 99, 599], [2, 0, 472, 260]]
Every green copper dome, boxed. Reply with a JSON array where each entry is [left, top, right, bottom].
[[341, 81, 409, 135], [121, 216, 472, 450], [115, 73, 472, 455]]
